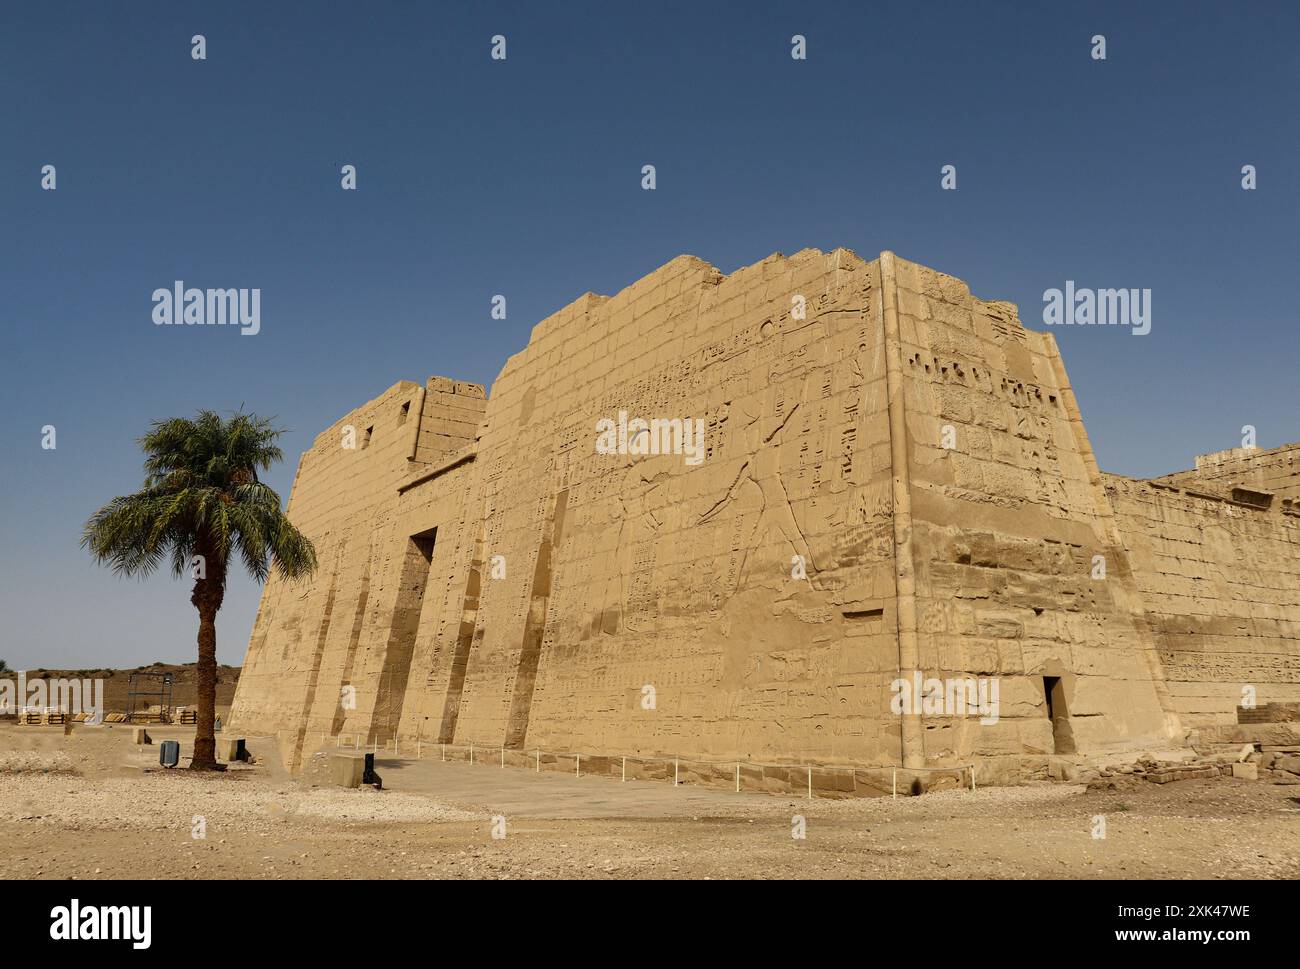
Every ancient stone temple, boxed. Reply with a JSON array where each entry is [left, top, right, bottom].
[[227, 249, 1300, 776]]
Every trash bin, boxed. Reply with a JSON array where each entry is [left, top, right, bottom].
[[159, 740, 180, 768]]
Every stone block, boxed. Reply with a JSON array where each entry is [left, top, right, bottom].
[[1274, 754, 1300, 775], [219, 738, 248, 762], [329, 751, 366, 789]]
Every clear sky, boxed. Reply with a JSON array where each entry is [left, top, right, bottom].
[[2, 1, 1297, 669]]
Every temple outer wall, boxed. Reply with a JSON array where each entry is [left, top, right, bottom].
[[227, 248, 1299, 779]]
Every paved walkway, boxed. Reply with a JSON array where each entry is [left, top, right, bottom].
[[364, 756, 772, 819]]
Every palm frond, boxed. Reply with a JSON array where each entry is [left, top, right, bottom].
[[85, 410, 316, 589]]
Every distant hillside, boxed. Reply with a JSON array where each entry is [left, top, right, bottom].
[[1, 662, 240, 714]]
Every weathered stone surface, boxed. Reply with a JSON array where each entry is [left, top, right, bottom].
[[226, 250, 1300, 775], [1146, 765, 1222, 784], [218, 738, 248, 762], [328, 751, 366, 789], [1107, 475, 1300, 729], [1275, 754, 1300, 775], [1195, 724, 1300, 747]]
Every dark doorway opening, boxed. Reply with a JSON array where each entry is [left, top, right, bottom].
[[409, 529, 437, 566], [1042, 676, 1076, 754]]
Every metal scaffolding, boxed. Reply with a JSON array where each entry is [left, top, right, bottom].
[[126, 671, 174, 724]]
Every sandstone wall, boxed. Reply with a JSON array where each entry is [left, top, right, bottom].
[[1156, 443, 1300, 502], [885, 254, 1178, 761], [228, 248, 1298, 774], [1106, 474, 1300, 726], [424, 250, 904, 764], [227, 378, 485, 766]]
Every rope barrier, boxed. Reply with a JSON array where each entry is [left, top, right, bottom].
[[325, 736, 977, 798]]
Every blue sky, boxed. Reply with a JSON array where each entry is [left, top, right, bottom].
[[1, 0, 1296, 668]]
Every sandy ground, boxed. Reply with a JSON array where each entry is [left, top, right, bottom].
[[1, 724, 1296, 880]]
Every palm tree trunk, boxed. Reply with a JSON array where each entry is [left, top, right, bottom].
[[190, 552, 224, 771], [191, 597, 219, 769]]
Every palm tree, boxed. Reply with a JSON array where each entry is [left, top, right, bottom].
[[83, 411, 316, 769]]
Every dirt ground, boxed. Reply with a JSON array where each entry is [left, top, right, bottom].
[[1, 724, 1296, 880]]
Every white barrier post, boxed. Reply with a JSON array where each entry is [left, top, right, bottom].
[[735, 763, 740, 792], [536, 749, 540, 773], [470, 743, 474, 765], [892, 768, 897, 800], [674, 758, 679, 787], [621, 757, 626, 782], [576, 754, 580, 778]]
